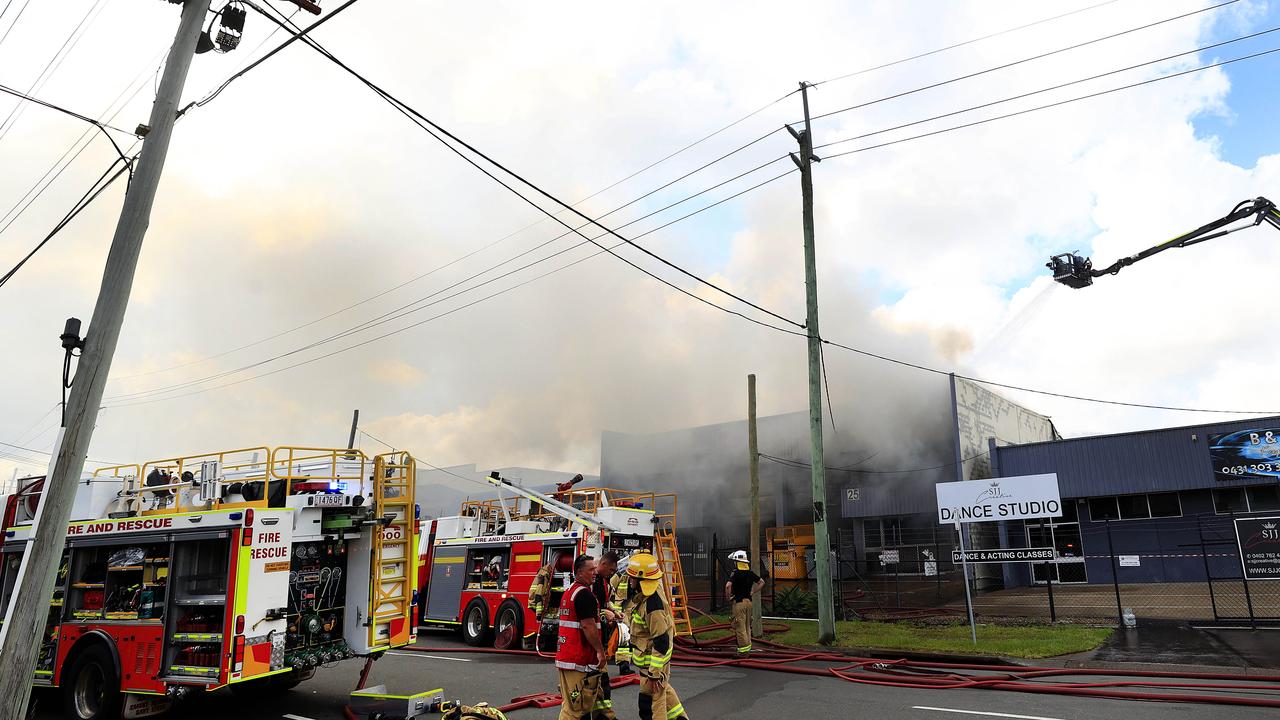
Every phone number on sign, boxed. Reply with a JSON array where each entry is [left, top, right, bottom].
[[1219, 463, 1280, 476]]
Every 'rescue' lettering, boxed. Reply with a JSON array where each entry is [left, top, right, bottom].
[[67, 517, 173, 535], [250, 546, 288, 559]]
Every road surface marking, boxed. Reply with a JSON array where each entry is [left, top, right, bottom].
[[388, 650, 473, 662], [914, 707, 1066, 720], [283, 714, 317, 720]]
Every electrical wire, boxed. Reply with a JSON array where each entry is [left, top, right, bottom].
[[759, 450, 990, 476], [0, 0, 31, 48], [819, 338, 1280, 415], [255, 13, 802, 331], [814, 25, 1280, 154], [101, 168, 802, 407], [176, 0, 364, 117], [804, 0, 1242, 125], [810, 0, 1127, 86], [0, 155, 133, 289], [0, 84, 133, 137], [0, 439, 121, 466], [0, 0, 113, 144]]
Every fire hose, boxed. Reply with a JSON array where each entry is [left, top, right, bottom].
[[382, 619, 1280, 713]]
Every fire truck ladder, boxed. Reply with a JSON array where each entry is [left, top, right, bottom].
[[653, 519, 692, 637], [370, 452, 416, 647]]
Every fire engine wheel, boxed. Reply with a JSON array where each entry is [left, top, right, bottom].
[[493, 600, 524, 650], [63, 645, 121, 720], [462, 599, 491, 646]]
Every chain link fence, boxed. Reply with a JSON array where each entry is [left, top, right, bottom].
[[677, 516, 1280, 626]]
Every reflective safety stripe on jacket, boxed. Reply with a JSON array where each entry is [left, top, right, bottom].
[[555, 583, 597, 672], [629, 591, 674, 681]]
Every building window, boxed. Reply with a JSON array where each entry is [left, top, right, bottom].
[[863, 517, 905, 549], [1246, 486, 1280, 512], [1117, 495, 1150, 520], [1147, 492, 1182, 518], [1088, 497, 1119, 521], [1213, 488, 1249, 514]]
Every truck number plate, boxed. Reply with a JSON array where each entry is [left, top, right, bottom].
[[312, 494, 348, 507]]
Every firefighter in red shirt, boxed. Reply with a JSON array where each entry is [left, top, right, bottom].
[[555, 554, 615, 719]]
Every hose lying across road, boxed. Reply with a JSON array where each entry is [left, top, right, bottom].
[[378, 617, 1280, 713]]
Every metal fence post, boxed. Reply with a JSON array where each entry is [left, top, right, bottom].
[[711, 532, 720, 614], [1105, 518, 1123, 625], [1199, 515, 1219, 621], [1041, 520, 1056, 623], [1230, 511, 1258, 630], [932, 525, 942, 599]]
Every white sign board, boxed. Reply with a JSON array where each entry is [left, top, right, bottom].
[[936, 473, 1062, 524], [879, 549, 900, 564], [1118, 555, 1141, 567]]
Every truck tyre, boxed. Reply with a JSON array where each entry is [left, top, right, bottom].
[[493, 600, 524, 650], [462, 598, 491, 646], [62, 644, 122, 720]]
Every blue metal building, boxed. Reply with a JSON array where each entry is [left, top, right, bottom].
[[990, 414, 1280, 588]]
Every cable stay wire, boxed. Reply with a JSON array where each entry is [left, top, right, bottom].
[[0, 84, 134, 138], [802, 0, 1242, 125], [817, 38, 1280, 159], [239, 6, 801, 332], [810, 0, 1128, 86], [0, 0, 113, 144], [103, 165, 802, 404]]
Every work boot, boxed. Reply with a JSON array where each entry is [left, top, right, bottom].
[[617, 661, 632, 675]]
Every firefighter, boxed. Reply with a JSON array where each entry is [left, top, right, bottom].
[[609, 555, 633, 674], [593, 550, 624, 671], [626, 553, 687, 720], [724, 550, 764, 656], [555, 555, 615, 720]]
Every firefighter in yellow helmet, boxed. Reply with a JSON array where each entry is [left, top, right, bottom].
[[624, 553, 688, 720]]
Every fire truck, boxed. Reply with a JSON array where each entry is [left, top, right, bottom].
[[0, 446, 419, 720], [415, 473, 692, 649]]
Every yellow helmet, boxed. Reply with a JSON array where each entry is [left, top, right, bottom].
[[625, 552, 662, 580], [625, 552, 663, 595]]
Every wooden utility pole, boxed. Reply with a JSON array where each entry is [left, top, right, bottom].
[[347, 409, 360, 448], [788, 81, 835, 643], [747, 374, 762, 637], [0, 1, 211, 713]]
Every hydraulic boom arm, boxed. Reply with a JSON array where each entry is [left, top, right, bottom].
[[1047, 196, 1279, 288], [484, 471, 624, 532]]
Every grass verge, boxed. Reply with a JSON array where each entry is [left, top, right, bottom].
[[690, 614, 1111, 659]]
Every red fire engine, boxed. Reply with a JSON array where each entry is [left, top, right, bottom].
[[0, 446, 419, 720], [415, 473, 692, 648]]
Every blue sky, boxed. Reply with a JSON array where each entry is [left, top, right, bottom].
[[1194, 2, 1280, 167]]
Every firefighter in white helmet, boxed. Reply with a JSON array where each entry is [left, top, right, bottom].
[[724, 550, 763, 656], [625, 552, 688, 720]]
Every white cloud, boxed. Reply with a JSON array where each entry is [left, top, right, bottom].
[[2, 0, 1277, 484]]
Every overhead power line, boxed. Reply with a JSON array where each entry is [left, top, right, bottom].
[[116, 0, 1123, 382], [278, 31, 803, 330], [0, 0, 32, 49], [0, 0, 113, 145], [817, 37, 1280, 159], [102, 166, 802, 406], [804, 0, 1242, 125], [759, 450, 991, 476], [811, 0, 1127, 86], [0, 155, 134, 289]]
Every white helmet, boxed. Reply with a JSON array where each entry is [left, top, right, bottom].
[[728, 550, 748, 563]]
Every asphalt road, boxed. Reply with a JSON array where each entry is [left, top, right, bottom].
[[32, 632, 1280, 720]]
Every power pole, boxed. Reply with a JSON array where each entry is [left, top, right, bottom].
[[347, 408, 360, 449], [788, 81, 835, 643], [0, 1, 212, 714], [747, 374, 762, 637]]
